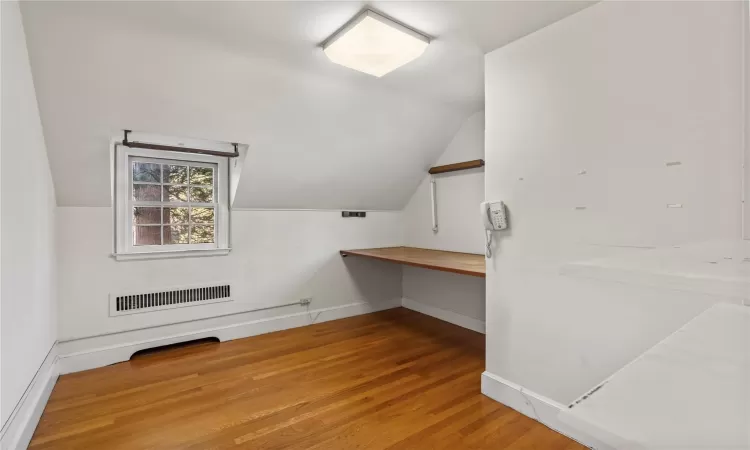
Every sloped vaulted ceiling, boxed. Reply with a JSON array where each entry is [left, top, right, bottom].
[[20, 1, 593, 209]]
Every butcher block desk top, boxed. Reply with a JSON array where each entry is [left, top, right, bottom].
[[339, 246, 485, 278]]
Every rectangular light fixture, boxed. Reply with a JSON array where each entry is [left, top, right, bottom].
[[322, 9, 430, 78]]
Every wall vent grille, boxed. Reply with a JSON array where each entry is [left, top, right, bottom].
[[109, 284, 232, 316]]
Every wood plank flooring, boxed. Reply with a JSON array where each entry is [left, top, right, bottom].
[[31, 308, 585, 449]]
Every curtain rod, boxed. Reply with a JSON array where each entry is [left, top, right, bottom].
[[122, 130, 240, 158]]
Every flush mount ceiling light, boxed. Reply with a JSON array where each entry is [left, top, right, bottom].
[[322, 9, 430, 77]]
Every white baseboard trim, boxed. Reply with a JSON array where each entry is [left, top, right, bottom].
[[481, 371, 612, 450], [0, 346, 59, 450], [58, 299, 401, 375], [401, 297, 485, 334]]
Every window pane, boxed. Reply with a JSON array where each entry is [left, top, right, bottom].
[[191, 225, 214, 244], [191, 207, 214, 224], [164, 185, 188, 202], [133, 184, 161, 201], [164, 165, 188, 184], [163, 207, 189, 224], [189, 167, 213, 186], [133, 207, 161, 225], [164, 225, 189, 245], [190, 186, 213, 203], [133, 162, 160, 183], [133, 226, 161, 246]]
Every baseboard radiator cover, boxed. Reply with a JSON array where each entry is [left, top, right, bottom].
[[60, 298, 403, 375], [110, 283, 233, 316]]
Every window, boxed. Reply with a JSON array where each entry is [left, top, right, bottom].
[[114, 145, 230, 260]]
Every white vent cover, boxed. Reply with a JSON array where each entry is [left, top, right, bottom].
[[109, 283, 233, 316]]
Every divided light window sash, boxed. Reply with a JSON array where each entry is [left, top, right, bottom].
[[113, 144, 231, 260]]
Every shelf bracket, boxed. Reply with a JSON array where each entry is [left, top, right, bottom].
[[430, 177, 438, 233]]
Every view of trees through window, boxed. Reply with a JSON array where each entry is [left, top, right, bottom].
[[131, 160, 216, 246]]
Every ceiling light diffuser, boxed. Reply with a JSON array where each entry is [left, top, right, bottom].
[[322, 10, 430, 77]]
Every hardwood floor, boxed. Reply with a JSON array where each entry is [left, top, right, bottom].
[[31, 308, 585, 449]]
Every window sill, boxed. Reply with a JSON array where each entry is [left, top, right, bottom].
[[112, 248, 231, 261]]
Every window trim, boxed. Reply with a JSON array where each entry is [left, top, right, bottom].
[[114, 145, 231, 261]]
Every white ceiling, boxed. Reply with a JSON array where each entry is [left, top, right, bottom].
[[20, 1, 594, 209]]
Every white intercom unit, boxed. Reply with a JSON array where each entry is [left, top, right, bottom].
[[480, 201, 507, 258]]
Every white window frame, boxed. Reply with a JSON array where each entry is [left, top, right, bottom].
[[114, 145, 231, 261]]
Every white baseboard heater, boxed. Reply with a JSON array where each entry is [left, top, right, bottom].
[[110, 283, 233, 316]]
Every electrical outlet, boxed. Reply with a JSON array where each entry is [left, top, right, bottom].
[[300, 297, 312, 306]]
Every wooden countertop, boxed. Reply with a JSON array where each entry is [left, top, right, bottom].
[[339, 246, 485, 278]]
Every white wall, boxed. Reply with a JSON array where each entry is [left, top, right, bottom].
[[20, 1, 471, 211], [56, 111, 490, 354], [0, 1, 57, 427], [402, 111, 485, 323], [57, 209, 403, 346], [405, 111, 486, 254], [485, 0, 745, 404], [745, 0, 750, 240]]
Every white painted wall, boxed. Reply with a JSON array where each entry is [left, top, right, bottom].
[[57, 209, 403, 345], [0, 1, 57, 427], [485, 0, 745, 405], [56, 111, 489, 354], [18, 1, 596, 211], [402, 111, 485, 323], [745, 0, 750, 240], [405, 111, 486, 254], [19, 1, 469, 211]]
